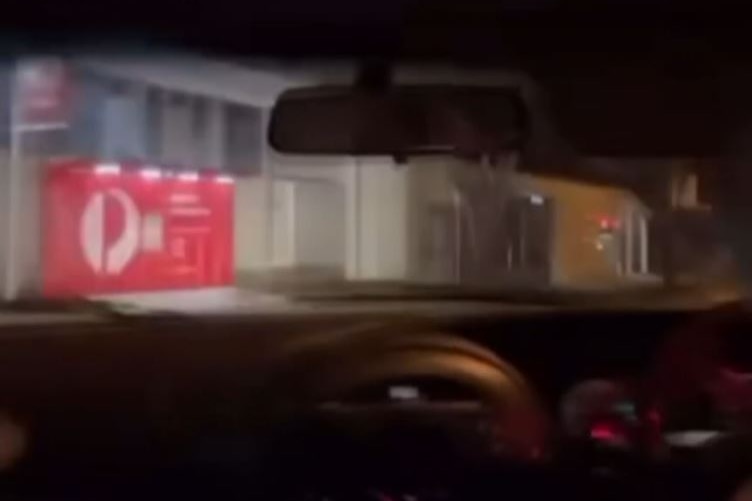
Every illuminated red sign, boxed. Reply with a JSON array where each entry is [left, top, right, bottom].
[[15, 59, 71, 128], [43, 159, 234, 296]]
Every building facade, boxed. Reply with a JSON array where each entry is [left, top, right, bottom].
[[0, 57, 658, 300]]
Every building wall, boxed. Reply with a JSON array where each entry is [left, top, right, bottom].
[[404, 157, 525, 284], [233, 149, 410, 283], [1, 59, 586, 296], [68, 66, 266, 175], [0, 57, 662, 297], [293, 180, 346, 271], [523, 174, 651, 287], [234, 177, 269, 272], [405, 157, 461, 283], [0, 57, 286, 298], [268, 152, 348, 276], [0, 149, 8, 292], [271, 181, 296, 268], [351, 159, 409, 280], [397, 157, 653, 288], [0, 154, 47, 298]]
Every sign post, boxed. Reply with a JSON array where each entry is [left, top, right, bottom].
[[4, 58, 70, 299]]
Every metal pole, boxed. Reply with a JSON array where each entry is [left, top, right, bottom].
[[624, 208, 633, 277], [640, 215, 648, 274], [353, 156, 362, 278], [452, 187, 462, 283], [4, 62, 21, 300], [261, 108, 274, 267], [662, 167, 679, 287]]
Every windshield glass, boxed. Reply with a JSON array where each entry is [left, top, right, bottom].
[[244, 155, 735, 298], [0, 57, 739, 312]]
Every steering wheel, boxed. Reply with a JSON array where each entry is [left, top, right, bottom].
[[256, 331, 547, 495]]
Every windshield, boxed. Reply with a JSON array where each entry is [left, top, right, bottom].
[[0, 57, 740, 312]]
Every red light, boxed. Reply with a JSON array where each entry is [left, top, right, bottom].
[[598, 217, 621, 230], [590, 423, 620, 441]]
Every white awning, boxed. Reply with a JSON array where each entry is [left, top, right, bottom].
[[76, 54, 317, 107]]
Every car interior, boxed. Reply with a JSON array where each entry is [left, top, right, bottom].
[[1, 2, 752, 501]]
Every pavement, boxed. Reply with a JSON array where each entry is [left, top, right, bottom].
[[92, 287, 296, 314], [86, 278, 742, 317], [83, 267, 741, 316]]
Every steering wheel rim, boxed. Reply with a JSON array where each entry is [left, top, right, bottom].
[[254, 332, 547, 495]]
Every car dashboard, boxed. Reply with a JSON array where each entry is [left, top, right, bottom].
[[0, 305, 749, 501]]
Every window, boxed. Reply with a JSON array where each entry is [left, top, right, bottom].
[[100, 80, 147, 161], [60, 69, 261, 171], [0, 66, 11, 147], [625, 209, 649, 276], [504, 196, 552, 273], [145, 87, 163, 161], [191, 97, 223, 167], [145, 89, 222, 168], [224, 103, 262, 175], [67, 70, 148, 161], [160, 90, 194, 166]]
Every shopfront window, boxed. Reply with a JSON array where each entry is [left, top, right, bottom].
[[69, 68, 259, 172], [224, 103, 263, 175]]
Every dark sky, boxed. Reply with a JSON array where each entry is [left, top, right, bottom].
[[0, 0, 749, 59]]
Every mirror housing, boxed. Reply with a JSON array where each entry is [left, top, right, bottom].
[[269, 84, 528, 159]]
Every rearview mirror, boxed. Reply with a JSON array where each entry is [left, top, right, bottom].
[[269, 85, 527, 158]]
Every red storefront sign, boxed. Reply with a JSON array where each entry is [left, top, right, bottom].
[[43, 159, 234, 296]]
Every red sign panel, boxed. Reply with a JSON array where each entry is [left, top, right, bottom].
[[15, 59, 71, 127], [43, 159, 234, 296]]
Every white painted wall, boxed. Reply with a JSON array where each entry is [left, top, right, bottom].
[[78, 56, 316, 108], [233, 177, 269, 271], [0, 149, 11, 294], [233, 150, 412, 282], [234, 177, 297, 271], [292, 180, 346, 269], [350, 159, 409, 280], [271, 182, 296, 267], [6, 61, 545, 294], [3, 154, 44, 297]]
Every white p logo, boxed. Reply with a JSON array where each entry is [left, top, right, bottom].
[[79, 189, 140, 275]]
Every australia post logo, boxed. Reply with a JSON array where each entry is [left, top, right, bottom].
[[79, 188, 141, 275]]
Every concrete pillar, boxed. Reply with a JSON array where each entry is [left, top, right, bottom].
[[0, 148, 10, 295], [233, 108, 277, 282], [206, 100, 226, 168], [260, 109, 274, 267], [639, 215, 648, 274], [358, 160, 409, 279], [624, 207, 633, 276], [234, 177, 272, 273], [344, 157, 361, 278], [344, 158, 409, 280], [3, 153, 43, 298]]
